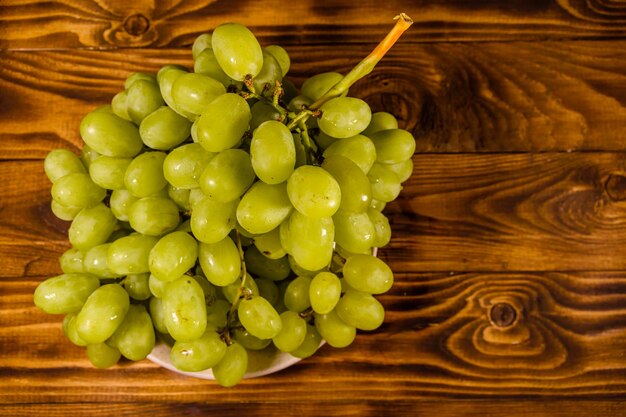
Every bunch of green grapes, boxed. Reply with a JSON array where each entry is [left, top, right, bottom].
[[35, 17, 414, 387]]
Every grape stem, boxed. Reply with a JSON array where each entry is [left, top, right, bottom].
[[223, 229, 250, 344], [311, 13, 413, 109]]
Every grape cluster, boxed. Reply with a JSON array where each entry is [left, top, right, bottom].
[[35, 20, 414, 387]]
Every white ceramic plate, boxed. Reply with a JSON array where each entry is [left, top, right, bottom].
[[148, 341, 305, 379]]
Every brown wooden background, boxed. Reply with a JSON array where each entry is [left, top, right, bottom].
[[3, 0, 626, 415]]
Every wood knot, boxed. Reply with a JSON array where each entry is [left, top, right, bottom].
[[605, 173, 626, 201], [489, 302, 517, 328], [123, 14, 150, 37]]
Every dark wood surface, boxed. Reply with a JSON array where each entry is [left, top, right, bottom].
[[3, 0, 626, 415]]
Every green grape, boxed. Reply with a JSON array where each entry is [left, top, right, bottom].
[[336, 290, 384, 331], [149, 296, 169, 334], [340, 277, 357, 293], [233, 327, 271, 350], [250, 100, 280, 131], [199, 149, 255, 202], [126, 79, 164, 124], [292, 133, 308, 168], [52, 173, 105, 209], [34, 273, 100, 314], [124, 151, 167, 198], [124, 72, 156, 90], [309, 271, 341, 314], [287, 95, 312, 112], [139, 106, 192, 150], [290, 324, 321, 359], [212, 341, 248, 387], [222, 274, 259, 304], [44, 149, 86, 182], [176, 219, 192, 233], [274, 280, 289, 313], [111, 90, 131, 121], [107, 234, 159, 275], [370, 199, 386, 212], [287, 255, 324, 278], [60, 248, 85, 273], [124, 273, 151, 300], [301, 72, 343, 101], [314, 310, 356, 348], [211, 22, 263, 81], [51, 200, 82, 221], [287, 165, 341, 218], [244, 245, 290, 281], [192, 33, 213, 59], [206, 299, 230, 330], [109, 189, 138, 222], [370, 129, 416, 164], [238, 296, 282, 339], [128, 197, 180, 236], [76, 284, 130, 344], [368, 209, 391, 248], [386, 158, 413, 183], [252, 50, 282, 94], [149, 231, 198, 282], [237, 181, 293, 234], [362, 111, 398, 136], [322, 155, 372, 213], [80, 144, 100, 168], [251, 120, 295, 184], [264, 45, 290, 77], [163, 276, 207, 341], [164, 143, 214, 189], [253, 227, 286, 260], [367, 163, 402, 202], [284, 276, 312, 313], [323, 134, 377, 174], [86, 342, 121, 369], [333, 210, 375, 254], [281, 78, 298, 103], [83, 243, 121, 278], [319, 97, 371, 139], [192, 274, 218, 308], [88, 156, 131, 190], [107, 304, 155, 361], [188, 187, 206, 209], [314, 131, 340, 150], [107, 228, 131, 243], [80, 110, 143, 157], [272, 310, 306, 352], [168, 185, 191, 210], [170, 330, 226, 372], [343, 254, 393, 294], [69, 203, 117, 250], [62, 313, 87, 346], [255, 278, 280, 306], [157, 66, 195, 120], [196, 93, 251, 152], [194, 48, 234, 89], [172, 73, 226, 116], [92, 104, 114, 114], [148, 274, 167, 298], [198, 237, 241, 286], [191, 196, 238, 244], [284, 211, 334, 271]]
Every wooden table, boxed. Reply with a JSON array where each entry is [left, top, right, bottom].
[[3, 0, 626, 415]]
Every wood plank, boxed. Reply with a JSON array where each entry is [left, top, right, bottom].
[[6, 152, 626, 275], [1, 0, 626, 50], [5, 271, 626, 402], [2, 400, 626, 417], [4, 41, 626, 156]]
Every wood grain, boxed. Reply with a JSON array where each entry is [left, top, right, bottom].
[[4, 41, 626, 154], [2, 0, 626, 50], [3, 400, 626, 417], [5, 271, 626, 403]]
